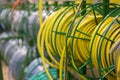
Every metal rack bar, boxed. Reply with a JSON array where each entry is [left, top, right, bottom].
[[103, 0, 110, 17]]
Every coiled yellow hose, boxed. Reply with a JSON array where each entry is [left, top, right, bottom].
[[110, 0, 120, 4], [38, 0, 120, 80], [110, 39, 120, 80], [72, 15, 102, 64], [90, 17, 120, 80], [37, 6, 102, 80], [117, 46, 120, 80], [39, 0, 43, 26]]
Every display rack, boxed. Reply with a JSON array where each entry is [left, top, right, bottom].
[[0, 0, 120, 80]]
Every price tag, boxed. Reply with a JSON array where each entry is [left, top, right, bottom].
[[93, 0, 103, 4]]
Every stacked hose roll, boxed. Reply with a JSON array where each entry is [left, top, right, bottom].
[[9, 46, 27, 79], [0, 9, 48, 42], [28, 10, 47, 41], [110, 39, 120, 80], [71, 15, 102, 64], [90, 13, 120, 79], [25, 58, 49, 80], [37, 2, 120, 80], [0, 32, 47, 80], [0, 32, 19, 64], [37, 4, 103, 79], [0, 32, 28, 80], [11, 10, 28, 34], [109, 39, 120, 80], [30, 69, 60, 80], [0, 7, 49, 80], [0, 9, 11, 30]]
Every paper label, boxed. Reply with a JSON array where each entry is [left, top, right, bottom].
[[93, 0, 103, 3]]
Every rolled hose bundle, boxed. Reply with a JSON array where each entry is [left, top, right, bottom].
[[0, 32, 20, 64], [9, 46, 27, 80], [90, 15, 120, 80], [0, 8, 48, 42], [30, 69, 61, 80], [38, 6, 84, 80], [28, 10, 48, 42], [37, 2, 120, 80], [0, 33, 28, 80], [109, 39, 120, 80], [37, 4, 105, 79], [11, 10, 28, 34], [0, 9, 11, 30], [12, 10, 39, 42], [25, 58, 49, 80], [2, 40, 19, 64]]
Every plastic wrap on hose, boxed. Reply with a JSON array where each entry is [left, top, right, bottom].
[[9, 46, 27, 79], [0, 9, 11, 30], [42, 10, 48, 20], [0, 8, 49, 42], [3, 40, 19, 64], [11, 10, 28, 34], [27, 10, 48, 41], [28, 11, 39, 41], [25, 58, 49, 80], [0, 23, 4, 31], [0, 32, 28, 80], [0, 32, 13, 57], [0, 33, 21, 64], [0, 32, 9, 47]]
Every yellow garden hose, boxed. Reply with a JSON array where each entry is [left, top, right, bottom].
[[72, 15, 102, 64], [117, 51, 120, 80], [37, 5, 90, 79], [75, 0, 93, 4], [59, 47, 65, 80], [90, 17, 120, 80], [37, 8, 64, 80], [37, 7, 102, 80], [110, 0, 120, 4], [39, 0, 43, 26], [38, 0, 120, 80], [37, 2, 102, 80], [110, 39, 120, 80], [115, 40, 120, 80]]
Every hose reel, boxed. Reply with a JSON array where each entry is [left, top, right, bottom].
[[37, 2, 120, 80]]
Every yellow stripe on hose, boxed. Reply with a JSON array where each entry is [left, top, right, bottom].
[[59, 47, 65, 80], [73, 15, 102, 64], [110, 39, 120, 80], [110, 0, 120, 4], [117, 52, 120, 80], [45, 8, 67, 65], [39, 0, 43, 26], [116, 42, 120, 80], [91, 17, 120, 80], [91, 17, 113, 68], [52, 8, 76, 56], [37, 8, 66, 80]]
